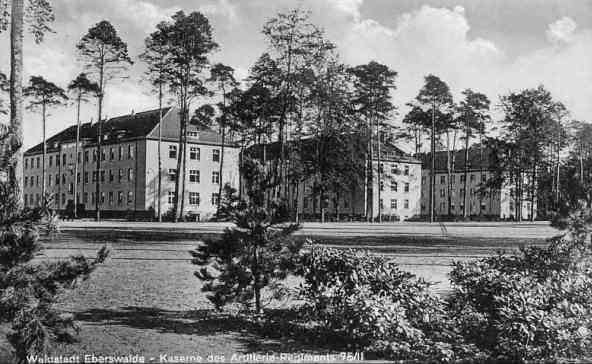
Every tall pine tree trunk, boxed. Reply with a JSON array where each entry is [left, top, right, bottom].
[[73, 93, 81, 218], [41, 103, 46, 202], [463, 120, 470, 218], [376, 117, 382, 223], [95, 60, 105, 221], [157, 83, 163, 222], [429, 101, 436, 223], [173, 106, 185, 222], [9, 0, 24, 204]]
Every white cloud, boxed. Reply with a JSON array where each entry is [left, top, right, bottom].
[[327, 0, 364, 21], [546, 16, 577, 45]]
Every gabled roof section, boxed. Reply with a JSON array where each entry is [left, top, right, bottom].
[[418, 145, 494, 171], [25, 107, 173, 155]]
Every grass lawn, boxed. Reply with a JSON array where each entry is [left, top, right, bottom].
[[0, 230, 550, 361]]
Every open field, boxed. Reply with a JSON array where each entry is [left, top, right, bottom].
[[0, 223, 558, 361]]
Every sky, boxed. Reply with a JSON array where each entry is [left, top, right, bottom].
[[1, 0, 591, 149]]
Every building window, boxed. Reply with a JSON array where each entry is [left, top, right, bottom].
[[92, 171, 98, 182], [127, 191, 133, 204], [189, 192, 200, 205], [211, 193, 219, 206], [61, 193, 65, 205], [391, 166, 398, 175], [167, 191, 176, 204], [379, 199, 384, 209], [118, 169, 123, 182], [78, 152, 81, 163], [128, 168, 133, 181], [404, 183, 410, 193], [118, 146, 123, 160], [482, 174, 487, 182], [189, 170, 200, 183], [100, 171, 105, 182], [91, 192, 95, 204], [110, 148, 115, 160], [49, 155, 53, 167], [93, 150, 97, 162], [379, 181, 384, 191], [212, 171, 220, 184], [118, 191, 123, 205], [61, 174, 65, 185], [470, 188, 475, 195], [36, 157, 40, 168], [62, 154, 66, 165], [168, 169, 177, 182], [169, 145, 177, 159], [190, 147, 200, 160], [460, 175, 465, 183], [84, 151, 89, 162], [128, 145, 134, 159], [77, 172, 81, 184], [100, 192, 105, 204], [391, 181, 398, 192], [379, 163, 384, 174], [391, 199, 397, 209], [440, 175, 446, 184], [460, 188, 465, 196], [101, 149, 106, 161], [24, 176, 28, 187], [404, 199, 409, 209], [24, 159, 28, 169], [108, 191, 114, 205], [83, 192, 88, 203], [213, 149, 220, 162], [68, 183, 74, 194], [470, 174, 475, 182], [36, 176, 39, 187], [109, 170, 114, 182], [422, 176, 425, 184], [404, 165, 409, 176], [55, 174, 59, 185], [440, 189, 445, 197], [48, 177, 52, 187], [84, 172, 89, 184]]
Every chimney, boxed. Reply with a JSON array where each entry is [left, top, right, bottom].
[[130, 109, 135, 115]]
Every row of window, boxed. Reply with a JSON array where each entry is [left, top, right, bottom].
[[167, 192, 219, 206], [167, 169, 220, 184], [168, 145, 220, 162], [379, 163, 411, 176], [379, 181, 410, 193], [24, 145, 135, 170], [25, 168, 134, 188], [23, 190, 135, 207], [422, 174, 487, 185], [379, 199, 410, 210]]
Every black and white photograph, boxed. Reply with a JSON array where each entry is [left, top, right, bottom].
[[0, 0, 591, 362]]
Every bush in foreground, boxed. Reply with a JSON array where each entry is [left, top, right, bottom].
[[0, 183, 108, 363], [449, 208, 592, 362], [297, 247, 483, 362]]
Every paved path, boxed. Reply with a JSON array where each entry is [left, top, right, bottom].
[[61, 220, 559, 240]]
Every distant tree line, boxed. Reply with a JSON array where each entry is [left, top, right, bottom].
[[0, 3, 590, 222]]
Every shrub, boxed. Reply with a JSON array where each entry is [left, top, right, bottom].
[[192, 159, 303, 314], [449, 212, 592, 362], [0, 182, 108, 363], [297, 247, 482, 362]]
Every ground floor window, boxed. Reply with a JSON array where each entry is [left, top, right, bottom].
[[211, 193, 219, 206], [189, 192, 200, 205], [168, 191, 176, 204], [128, 191, 133, 204]]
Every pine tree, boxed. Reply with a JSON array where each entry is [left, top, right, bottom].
[[191, 158, 302, 314]]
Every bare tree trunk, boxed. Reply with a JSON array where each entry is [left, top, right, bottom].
[[173, 106, 185, 222], [429, 101, 436, 223], [179, 109, 188, 220], [41, 103, 46, 202], [463, 124, 470, 218], [157, 83, 163, 222], [9, 0, 24, 204], [376, 117, 382, 223], [95, 60, 105, 222], [73, 93, 81, 218]]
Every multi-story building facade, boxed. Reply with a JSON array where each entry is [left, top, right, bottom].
[[247, 140, 422, 221], [23, 107, 240, 220], [419, 147, 536, 220]]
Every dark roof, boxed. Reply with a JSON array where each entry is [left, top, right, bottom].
[[418, 145, 494, 171], [25, 107, 172, 155], [246, 136, 420, 164]]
